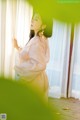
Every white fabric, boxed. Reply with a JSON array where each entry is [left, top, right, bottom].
[[0, 1, 1, 74], [69, 24, 80, 99], [15, 36, 49, 81], [0, 0, 32, 78], [46, 20, 71, 98]]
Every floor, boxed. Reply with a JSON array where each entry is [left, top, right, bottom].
[[49, 97, 80, 120]]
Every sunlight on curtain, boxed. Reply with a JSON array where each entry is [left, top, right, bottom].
[[15, 0, 32, 47], [69, 24, 80, 99], [0, 0, 32, 78], [4, 0, 15, 77], [46, 20, 71, 98], [13, 0, 32, 79], [0, 1, 6, 76], [0, 0, 1, 74]]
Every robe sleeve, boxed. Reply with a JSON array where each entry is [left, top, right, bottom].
[[29, 42, 46, 70], [19, 46, 30, 61], [14, 38, 49, 80]]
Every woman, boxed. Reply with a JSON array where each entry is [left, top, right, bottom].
[[14, 13, 50, 103]]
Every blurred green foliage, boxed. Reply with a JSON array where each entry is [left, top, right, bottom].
[[27, 0, 80, 24], [0, 77, 61, 120]]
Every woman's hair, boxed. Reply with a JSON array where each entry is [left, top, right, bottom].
[[28, 13, 53, 42], [29, 29, 45, 40], [29, 30, 35, 40]]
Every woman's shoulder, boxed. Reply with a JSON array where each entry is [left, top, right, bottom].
[[39, 35, 48, 45], [27, 35, 48, 47], [40, 35, 47, 40]]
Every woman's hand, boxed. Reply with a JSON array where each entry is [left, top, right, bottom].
[[13, 38, 18, 48], [13, 38, 22, 51]]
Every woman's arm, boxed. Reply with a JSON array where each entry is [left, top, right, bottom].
[[19, 51, 30, 61]]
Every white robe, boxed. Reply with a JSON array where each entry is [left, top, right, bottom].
[[15, 36, 49, 82]]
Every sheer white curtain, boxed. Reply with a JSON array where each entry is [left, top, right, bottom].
[[0, 0, 7, 76], [69, 24, 80, 99], [0, 0, 1, 74], [0, 0, 32, 78], [46, 20, 71, 98], [0, 0, 72, 98], [15, 0, 32, 47]]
